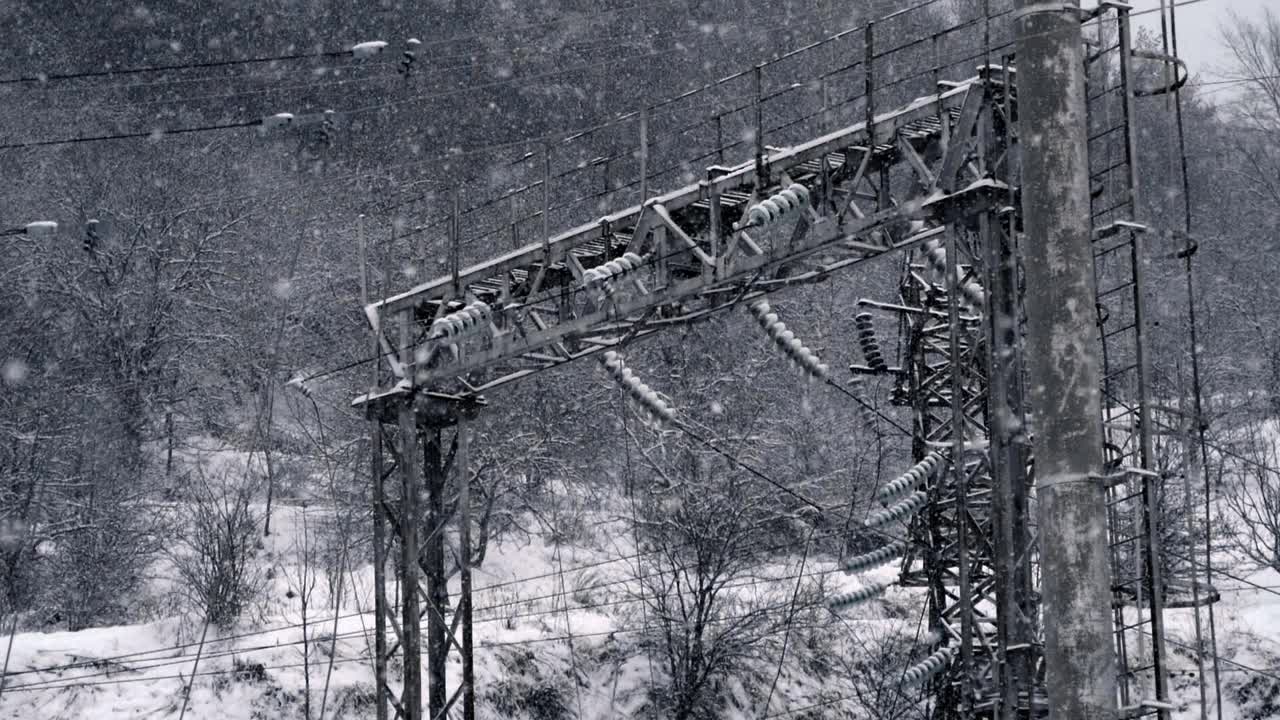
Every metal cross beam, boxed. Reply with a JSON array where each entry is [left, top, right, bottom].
[[355, 73, 1011, 413]]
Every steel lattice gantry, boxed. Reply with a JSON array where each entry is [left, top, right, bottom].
[[850, 66, 1038, 718], [355, 63, 1026, 720], [352, 9, 1190, 714]]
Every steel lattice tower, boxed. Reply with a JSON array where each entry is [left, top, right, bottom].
[[350, 4, 1214, 718]]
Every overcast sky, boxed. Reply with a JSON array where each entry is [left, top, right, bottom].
[[1124, 0, 1270, 79]]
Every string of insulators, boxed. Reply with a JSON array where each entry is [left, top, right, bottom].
[[582, 252, 645, 297], [747, 299, 831, 382], [901, 646, 955, 686], [854, 312, 888, 371], [600, 351, 675, 423], [921, 239, 986, 309], [743, 183, 811, 229], [428, 300, 493, 340], [827, 578, 893, 612], [876, 450, 946, 504], [864, 490, 927, 529], [843, 539, 908, 574]]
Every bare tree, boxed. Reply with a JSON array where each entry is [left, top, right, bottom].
[[1215, 10, 1280, 418], [1222, 420, 1280, 571], [834, 618, 931, 720], [631, 443, 818, 720], [281, 507, 321, 720], [169, 467, 265, 629]]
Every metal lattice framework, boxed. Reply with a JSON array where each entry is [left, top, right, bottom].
[[350, 4, 1213, 720]]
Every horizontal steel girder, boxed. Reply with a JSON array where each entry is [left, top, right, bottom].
[[355, 75, 1008, 406]]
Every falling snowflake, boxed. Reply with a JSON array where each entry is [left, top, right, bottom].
[[2, 358, 29, 385]]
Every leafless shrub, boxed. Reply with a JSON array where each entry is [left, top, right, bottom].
[[1222, 421, 1280, 571], [169, 468, 266, 628]]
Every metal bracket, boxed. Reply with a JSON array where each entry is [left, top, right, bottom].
[[1011, 2, 1081, 22]]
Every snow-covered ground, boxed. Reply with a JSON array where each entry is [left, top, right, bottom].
[[0, 430, 857, 720], [4, 435, 1280, 719]]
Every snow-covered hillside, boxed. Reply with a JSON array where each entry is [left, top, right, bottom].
[[3, 435, 1280, 720]]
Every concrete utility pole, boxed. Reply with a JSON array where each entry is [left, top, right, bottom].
[[1015, 2, 1119, 718]]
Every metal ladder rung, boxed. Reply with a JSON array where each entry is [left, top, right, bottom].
[[1103, 323, 1137, 340], [1090, 159, 1127, 180], [1092, 201, 1129, 219], [1107, 490, 1146, 505], [1098, 281, 1135, 299], [1104, 363, 1138, 381], [1093, 239, 1132, 258], [1089, 124, 1123, 143]]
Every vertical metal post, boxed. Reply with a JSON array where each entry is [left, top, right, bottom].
[[1117, 7, 1171, 714], [1174, 350, 1209, 720], [371, 427, 389, 720], [639, 109, 649, 205], [361, 216, 390, 720], [543, 143, 552, 255], [360, 214, 371, 341], [458, 419, 475, 720], [715, 113, 724, 164], [398, 312, 422, 720], [509, 193, 519, 252], [1130, 232, 1171, 714], [931, 33, 941, 98], [820, 74, 830, 127], [987, 68, 1036, 716], [754, 64, 765, 188], [1015, 2, 1119, 718], [864, 22, 889, 209], [1182, 241, 1225, 720], [983, 0, 992, 67], [709, 192, 723, 277], [1167, 2, 1223, 707], [451, 192, 461, 296], [944, 229, 972, 714], [424, 431, 447, 720], [864, 22, 875, 133]]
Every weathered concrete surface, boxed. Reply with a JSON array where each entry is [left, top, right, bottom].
[[1016, 1, 1119, 718]]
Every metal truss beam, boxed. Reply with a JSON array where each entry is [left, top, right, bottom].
[[355, 75, 1012, 410]]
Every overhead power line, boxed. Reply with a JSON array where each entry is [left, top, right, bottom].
[[0, 4, 835, 152], [0, 1, 666, 87]]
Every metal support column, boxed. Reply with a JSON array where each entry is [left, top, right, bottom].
[[398, 315, 423, 720], [458, 419, 475, 720]]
